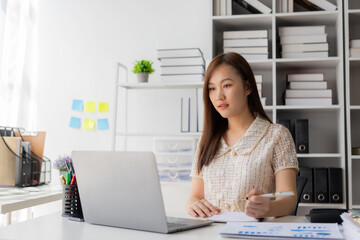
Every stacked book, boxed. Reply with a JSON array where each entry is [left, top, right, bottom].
[[233, 0, 272, 14], [285, 72, 332, 106], [214, 0, 232, 16], [215, 0, 272, 15], [223, 30, 269, 61], [158, 48, 205, 83], [279, 25, 329, 58], [255, 74, 266, 106], [350, 39, 360, 57], [294, 0, 337, 11], [277, 0, 294, 13], [340, 210, 360, 240]]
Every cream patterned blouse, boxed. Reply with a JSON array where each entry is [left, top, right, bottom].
[[190, 116, 299, 212]]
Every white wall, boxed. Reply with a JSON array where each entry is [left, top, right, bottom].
[[0, 1, 5, 68], [36, 0, 212, 176]]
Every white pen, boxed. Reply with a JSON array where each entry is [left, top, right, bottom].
[[244, 191, 295, 200]]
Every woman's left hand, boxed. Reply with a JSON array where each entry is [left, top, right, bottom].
[[244, 189, 271, 218]]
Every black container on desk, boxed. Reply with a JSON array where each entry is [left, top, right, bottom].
[[62, 184, 84, 221]]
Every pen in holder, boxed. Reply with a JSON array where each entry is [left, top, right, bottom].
[[62, 184, 84, 222]]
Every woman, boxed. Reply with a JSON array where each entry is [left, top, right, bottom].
[[186, 52, 298, 219]]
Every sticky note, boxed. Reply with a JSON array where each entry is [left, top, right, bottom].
[[69, 117, 81, 129], [97, 118, 109, 130], [83, 118, 95, 130], [72, 99, 83, 111], [85, 101, 96, 112], [98, 102, 109, 113]]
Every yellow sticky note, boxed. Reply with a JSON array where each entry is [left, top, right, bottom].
[[85, 101, 96, 112], [83, 119, 95, 130], [98, 102, 109, 113]]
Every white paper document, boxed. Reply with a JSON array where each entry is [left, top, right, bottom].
[[208, 212, 257, 222], [220, 222, 344, 239]]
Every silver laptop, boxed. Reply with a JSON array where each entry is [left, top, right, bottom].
[[72, 151, 213, 233]]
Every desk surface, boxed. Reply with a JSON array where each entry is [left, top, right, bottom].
[[0, 185, 62, 214], [0, 211, 317, 240]]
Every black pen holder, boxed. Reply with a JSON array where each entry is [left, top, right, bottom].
[[62, 184, 84, 221]]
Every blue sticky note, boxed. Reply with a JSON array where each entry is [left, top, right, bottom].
[[72, 99, 84, 111], [97, 118, 109, 130], [69, 117, 81, 129]]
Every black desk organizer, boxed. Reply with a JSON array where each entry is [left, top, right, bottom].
[[62, 184, 84, 221]]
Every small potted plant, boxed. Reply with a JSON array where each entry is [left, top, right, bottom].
[[132, 60, 155, 82]]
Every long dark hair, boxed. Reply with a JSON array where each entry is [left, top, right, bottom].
[[197, 52, 272, 173]]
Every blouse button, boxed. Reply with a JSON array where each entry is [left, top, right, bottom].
[[232, 151, 237, 156]]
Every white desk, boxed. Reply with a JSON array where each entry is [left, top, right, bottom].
[[1, 211, 349, 240], [0, 185, 62, 225]]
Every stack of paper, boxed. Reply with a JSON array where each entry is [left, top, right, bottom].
[[340, 211, 360, 240], [220, 222, 344, 239]]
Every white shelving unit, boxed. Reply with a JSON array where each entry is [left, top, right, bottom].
[[344, 0, 360, 210], [115, 80, 203, 187], [212, 0, 346, 213], [114, 80, 204, 150]]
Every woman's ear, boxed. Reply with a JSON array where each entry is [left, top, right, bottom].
[[245, 80, 252, 96]]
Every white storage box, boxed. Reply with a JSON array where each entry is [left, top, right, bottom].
[[155, 154, 193, 168], [153, 137, 198, 153], [158, 168, 192, 182]]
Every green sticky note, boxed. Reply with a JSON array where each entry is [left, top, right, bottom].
[[98, 102, 109, 113], [83, 119, 95, 130], [85, 101, 96, 112]]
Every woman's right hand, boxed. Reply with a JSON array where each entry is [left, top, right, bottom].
[[186, 199, 221, 218]]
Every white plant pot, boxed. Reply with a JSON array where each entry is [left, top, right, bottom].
[[137, 72, 149, 82]]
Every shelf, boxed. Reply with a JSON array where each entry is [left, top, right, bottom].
[[349, 57, 360, 61], [116, 132, 202, 137], [275, 57, 340, 68], [263, 106, 273, 111], [351, 205, 360, 209], [209, 0, 348, 214], [350, 106, 360, 110], [117, 82, 204, 89], [248, 61, 273, 71], [297, 153, 342, 158], [348, 9, 360, 14], [352, 155, 360, 159], [247, 60, 273, 68], [299, 203, 345, 208], [276, 11, 340, 26], [212, 14, 272, 28], [276, 105, 341, 111]]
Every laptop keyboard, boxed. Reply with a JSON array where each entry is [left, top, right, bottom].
[[167, 217, 192, 229], [167, 222, 191, 229]]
